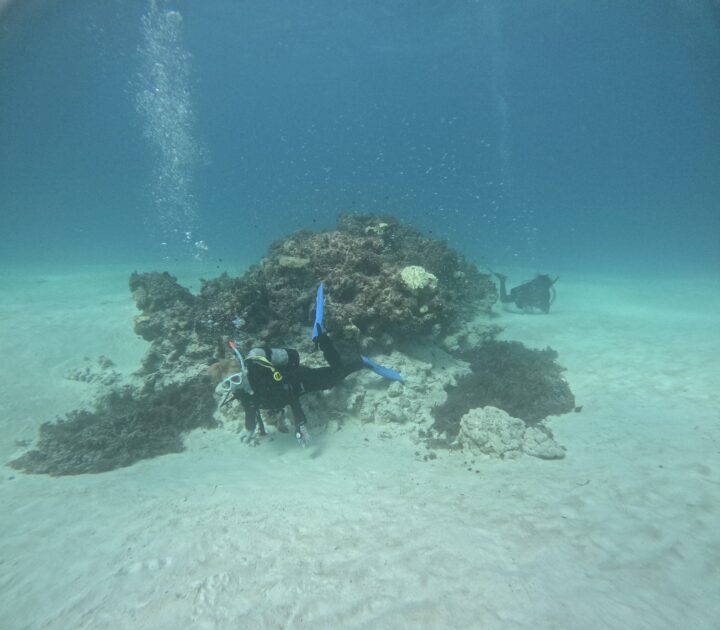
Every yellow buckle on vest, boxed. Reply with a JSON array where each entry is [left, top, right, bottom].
[[247, 355, 283, 382]]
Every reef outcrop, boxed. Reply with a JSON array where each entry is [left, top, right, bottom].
[[9, 214, 579, 475], [122, 213, 498, 383], [125, 214, 498, 378], [194, 214, 497, 353]]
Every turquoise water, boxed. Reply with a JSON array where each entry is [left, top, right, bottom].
[[1, 4, 720, 627], [1, 1, 718, 273]]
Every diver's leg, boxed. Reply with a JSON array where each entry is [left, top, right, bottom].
[[316, 332, 365, 374], [316, 331, 343, 369], [255, 411, 267, 435], [245, 408, 266, 435], [317, 331, 402, 382], [295, 364, 361, 393]]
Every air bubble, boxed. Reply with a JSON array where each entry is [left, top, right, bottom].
[[136, 0, 205, 259]]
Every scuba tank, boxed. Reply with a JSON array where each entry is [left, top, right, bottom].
[[245, 347, 300, 382]]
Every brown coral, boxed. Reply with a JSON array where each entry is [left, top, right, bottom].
[[195, 214, 497, 352]]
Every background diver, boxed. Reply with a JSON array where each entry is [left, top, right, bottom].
[[217, 282, 402, 446], [494, 272, 558, 314]]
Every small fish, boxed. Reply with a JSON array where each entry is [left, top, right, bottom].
[[232, 317, 245, 329]]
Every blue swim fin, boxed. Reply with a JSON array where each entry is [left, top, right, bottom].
[[312, 282, 324, 343], [361, 355, 403, 382]]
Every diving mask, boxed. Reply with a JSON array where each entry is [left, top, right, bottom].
[[217, 371, 245, 394]]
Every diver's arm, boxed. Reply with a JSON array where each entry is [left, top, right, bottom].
[[288, 394, 311, 446], [316, 331, 365, 376], [288, 395, 308, 429], [237, 393, 261, 433]]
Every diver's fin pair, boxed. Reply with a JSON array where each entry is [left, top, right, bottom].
[[313, 282, 403, 382], [361, 355, 403, 382]]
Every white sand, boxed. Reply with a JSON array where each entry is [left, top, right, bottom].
[[1, 266, 718, 629]]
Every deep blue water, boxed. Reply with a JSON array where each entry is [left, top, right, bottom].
[[1, 0, 719, 274]]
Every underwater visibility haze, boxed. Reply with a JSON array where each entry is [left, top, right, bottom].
[[1, 2, 720, 629], [1, 0, 718, 272]]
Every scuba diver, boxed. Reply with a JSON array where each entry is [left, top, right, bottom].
[[494, 272, 558, 314], [217, 283, 402, 446]]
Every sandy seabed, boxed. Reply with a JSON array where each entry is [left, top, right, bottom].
[[0, 264, 718, 630]]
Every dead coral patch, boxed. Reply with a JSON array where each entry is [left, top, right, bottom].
[[432, 340, 575, 439], [9, 376, 216, 476]]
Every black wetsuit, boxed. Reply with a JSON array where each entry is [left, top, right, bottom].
[[234, 332, 364, 435], [496, 273, 557, 314]]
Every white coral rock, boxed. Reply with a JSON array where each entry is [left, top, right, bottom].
[[458, 406, 525, 459], [399, 265, 438, 293], [457, 406, 565, 460]]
